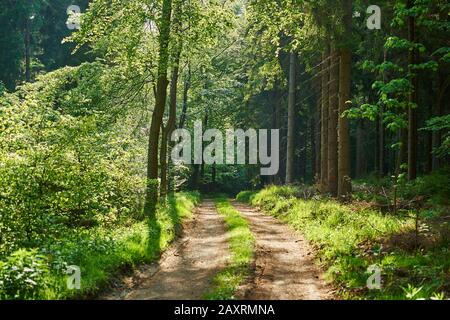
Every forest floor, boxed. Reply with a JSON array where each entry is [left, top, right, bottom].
[[102, 199, 331, 300]]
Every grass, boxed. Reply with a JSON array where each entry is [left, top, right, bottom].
[[0, 192, 201, 300], [236, 186, 450, 300], [70, 191, 201, 298], [204, 195, 254, 300]]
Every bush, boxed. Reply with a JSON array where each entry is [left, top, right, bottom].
[[0, 192, 200, 300], [235, 190, 255, 203], [0, 249, 52, 300], [0, 63, 147, 256], [0, 63, 202, 299], [400, 168, 450, 205]]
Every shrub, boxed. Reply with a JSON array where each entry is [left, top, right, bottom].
[[0, 249, 52, 300], [0, 63, 147, 256]]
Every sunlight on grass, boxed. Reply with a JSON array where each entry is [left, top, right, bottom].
[[204, 196, 254, 300], [237, 186, 450, 300], [0, 192, 200, 300]]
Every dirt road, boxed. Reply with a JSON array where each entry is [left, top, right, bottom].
[[104, 200, 230, 300], [232, 201, 331, 300], [103, 199, 331, 300]]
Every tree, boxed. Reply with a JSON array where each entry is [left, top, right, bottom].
[[285, 51, 296, 184], [321, 49, 329, 191], [407, 0, 418, 181], [337, 0, 352, 197], [328, 44, 339, 196], [160, 0, 184, 197], [144, 0, 173, 216]]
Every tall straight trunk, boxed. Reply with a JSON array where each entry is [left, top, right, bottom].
[[160, 4, 183, 197], [144, 0, 173, 217], [311, 111, 317, 180], [270, 85, 279, 184], [432, 72, 445, 170], [320, 49, 330, 191], [397, 128, 408, 174], [285, 51, 296, 184], [337, 0, 352, 198], [379, 110, 386, 176], [160, 124, 168, 196], [200, 111, 208, 183], [315, 96, 321, 182], [328, 45, 339, 196], [379, 49, 388, 177], [192, 164, 200, 188], [25, 17, 31, 82], [160, 58, 181, 196], [356, 120, 365, 178], [299, 122, 307, 181], [212, 164, 216, 184], [388, 130, 395, 176], [407, 0, 418, 181], [179, 65, 191, 129], [338, 48, 352, 197], [424, 84, 433, 173], [375, 118, 380, 173], [160, 129, 169, 196], [272, 83, 282, 184]]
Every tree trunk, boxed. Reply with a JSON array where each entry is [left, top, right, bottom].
[[25, 17, 31, 82], [315, 95, 321, 183], [337, 0, 352, 198], [378, 113, 386, 177], [338, 47, 352, 198], [320, 49, 329, 191], [397, 128, 408, 174], [432, 72, 445, 170], [179, 65, 191, 129], [379, 50, 388, 177], [160, 125, 168, 196], [285, 51, 296, 184], [356, 120, 365, 178], [407, 0, 418, 181], [311, 109, 317, 180], [299, 121, 307, 181], [212, 164, 216, 184], [328, 45, 339, 197], [144, 0, 173, 217], [160, 5, 183, 197], [200, 111, 208, 184], [424, 84, 433, 174], [160, 59, 180, 196], [272, 83, 281, 184]]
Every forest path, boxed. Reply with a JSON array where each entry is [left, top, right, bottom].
[[103, 200, 230, 300], [232, 201, 332, 300]]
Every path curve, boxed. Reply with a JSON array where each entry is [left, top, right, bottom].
[[104, 200, 230, 300], [232, 201, 332, 300]]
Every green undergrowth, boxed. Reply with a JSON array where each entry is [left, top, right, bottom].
[[0, 192, 200, 300], [237, 186, 450, 300], [205, 195, 254, 300]]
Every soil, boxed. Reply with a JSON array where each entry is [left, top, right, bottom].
[[102, 200, 332, 300], [102, 200, 230, 300], [232, 201, 332, 300]]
